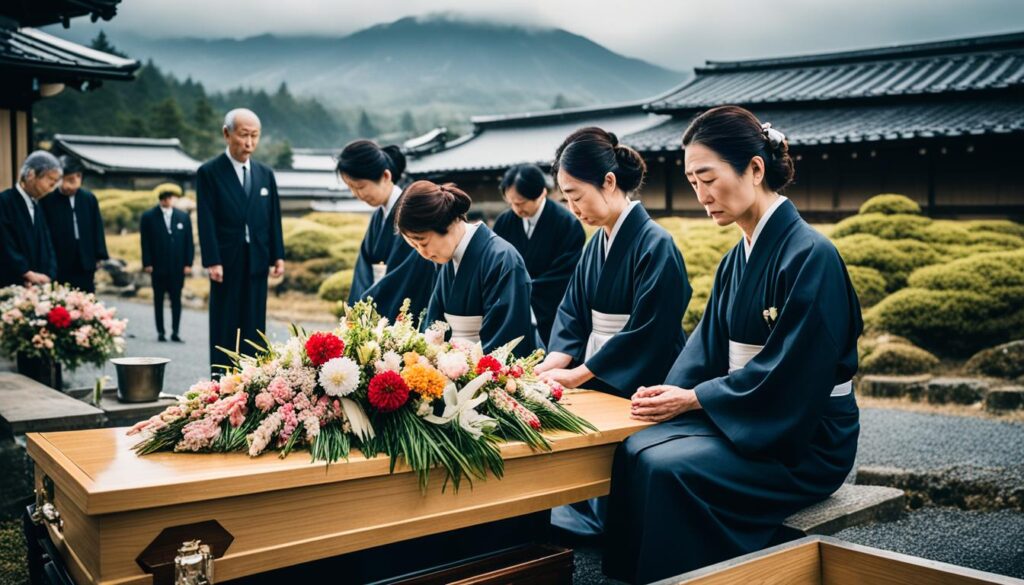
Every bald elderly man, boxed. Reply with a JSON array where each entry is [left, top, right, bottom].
[[197, 108, 285, 374], [0, 151, 59, 287]]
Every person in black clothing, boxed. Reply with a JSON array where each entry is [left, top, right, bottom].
[[140, 183, 194, 342], [41, 156, 108, 293], [0, 151, 60, 287]]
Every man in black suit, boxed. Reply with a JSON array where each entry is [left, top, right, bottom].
[[41, 156, 109, 293], [140, 183, 195, 342], [0, 151, 60, 287], [197, 108, 285, 374]]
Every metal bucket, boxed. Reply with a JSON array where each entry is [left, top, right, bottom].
[[110, 357, 171, 403]]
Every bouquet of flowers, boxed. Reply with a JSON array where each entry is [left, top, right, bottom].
[[0, 284, 127, 370], [129, 298, 595, 489]]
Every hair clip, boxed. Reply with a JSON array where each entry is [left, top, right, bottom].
[[761, 122, 786, 151]]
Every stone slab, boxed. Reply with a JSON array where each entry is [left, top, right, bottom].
[[783, 483, 905, 536], [0, 372, 105, 436]]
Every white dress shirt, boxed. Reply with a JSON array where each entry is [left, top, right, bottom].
[[452, 222, 481, 275], [743, 196, 788, 260], [604, 200, 640, 259], [521, 197, 546, 239], [162, 206, 174, 233]]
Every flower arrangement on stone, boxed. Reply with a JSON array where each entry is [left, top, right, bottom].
[[128, 298, 595, 489], [0, 284, 127, 370]]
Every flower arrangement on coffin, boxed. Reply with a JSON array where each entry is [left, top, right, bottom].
[[128, 298, 596, 489], [0, 284, 127, 370]]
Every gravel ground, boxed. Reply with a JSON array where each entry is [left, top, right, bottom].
[[64, 296, 334, 394]]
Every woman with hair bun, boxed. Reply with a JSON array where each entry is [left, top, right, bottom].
[[395, 181, 537, 356], [493, 164, 585, 347], [535, 127, 691, 539], [603, 106, 863, 584], [338, 139, 437, 320]]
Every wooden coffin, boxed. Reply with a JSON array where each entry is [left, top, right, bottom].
[[26, 390, 649, 585], [661, 535, 1024, 585]]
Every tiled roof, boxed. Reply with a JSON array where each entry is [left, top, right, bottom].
[[53, 134, 200, 174], [0, 26, 137, 82], [649, 32, 1024, 111], [625, 99, 1024, 152], [1, 0, 120, 28]]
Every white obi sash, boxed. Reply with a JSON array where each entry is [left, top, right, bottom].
[[445, 313, 483, 344], [585, 310, 630, 361], [372, 263, 387, 285], [728, 340, 852, 397]]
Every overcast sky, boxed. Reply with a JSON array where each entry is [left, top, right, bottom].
[[56, 0, 1024, 70]]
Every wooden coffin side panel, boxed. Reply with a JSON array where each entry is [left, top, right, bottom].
[[667, 539, 822, 585], [86, 443, 616, 585], [819, 538, 1024, 585], [35, 470, 103, 585]]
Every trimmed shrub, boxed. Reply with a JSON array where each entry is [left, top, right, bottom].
[[861, 342, 939, 375], [834, 234, 942, 291], [303, 212, 369, 229], [907, 250, 1024, 293], [328, 242, 361, 270], [830, 213, 931, 241], [966, 219, 1024, 239], [964, 340, 1024, 380], [858, 333, 915, 362], [680, 246, 724, 279], [318, 269, 354, 302], [684, 274, 714, 334], [105, 233, 142, 264], [847, 265, 887, 308], [858, 194, 922, 216], [865, 288, 1024, 357], [303, 256, 349, 275], [285, 227, 347, 261], [99, 201, 132, 232]]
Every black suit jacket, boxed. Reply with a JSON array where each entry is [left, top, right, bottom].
[[196, 153, 285, 276], [0, 187, 57, 286], [140, 206, 195, 288], [40, 188, 108, 274]]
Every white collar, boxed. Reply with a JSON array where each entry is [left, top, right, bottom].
[[161, 205, 173, 215], [16, 184, 34, 210], [605, 200, 640, 258], [382, 185, 403, 218], [522, 196, 546, 227], [226, 148, 250, 181], [744, 195, 788, 260], [452, 222, 481, 274]]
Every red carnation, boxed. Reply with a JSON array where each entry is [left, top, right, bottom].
[[47, 306, 72, 329], [305, 332, 345, 367], [368, 371, 410, 413], [475, 356, 503, 376], [551, 385, 563, 402], [529, 418, 541, 430], [507, 365, 523, 379]]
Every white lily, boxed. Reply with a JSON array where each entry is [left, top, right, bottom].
[[339, 397, 375, 441], [423, 372, 497, 439]]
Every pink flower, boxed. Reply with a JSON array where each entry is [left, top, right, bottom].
[[425, 327, 445, 346], [267, 377, 294, 405], [436, 350, 469, 380], [254, 391, 274, 413]]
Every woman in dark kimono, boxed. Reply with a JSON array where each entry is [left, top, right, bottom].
[[492, 164, 585, 347], [339, 140, 436, 320], [603, 106, 862, 584], [535, 127, 691, 538], [395, 180, 537, 356]]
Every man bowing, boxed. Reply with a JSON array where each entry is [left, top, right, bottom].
[[41, 156, 108, 293], [197, 108, 285, 375], [0, 151, 60, 287]]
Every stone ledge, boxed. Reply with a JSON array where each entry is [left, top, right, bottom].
[[783, 484, 905, 536], [985, 386, 1024, 412]]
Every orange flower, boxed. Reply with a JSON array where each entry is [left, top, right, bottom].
[[403, 351, 421, 367], [401, 363, 447, 400]]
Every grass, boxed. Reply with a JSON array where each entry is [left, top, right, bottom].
[[0, 519, 28, 585]]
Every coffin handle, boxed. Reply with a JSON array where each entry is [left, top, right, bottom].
[[31, 475, 65, 535]]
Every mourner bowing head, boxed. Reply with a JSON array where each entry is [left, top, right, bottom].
[[395, 180, 538, 356], [197, 108, 285, 374], [602, 106, 863, 584], [492, 164, 584, 348], [0, 151, 60, 287], [41, 155, 109, 293], [338, 140, 436, 321]]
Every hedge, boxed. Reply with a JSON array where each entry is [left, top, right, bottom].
[[860, 341, 939, 375], [834, 234, 942, 291], [858, 193, 922, 216], [684, 274, 714, 334], [846, 265, 887, 308], [318, 269, 354, 302]]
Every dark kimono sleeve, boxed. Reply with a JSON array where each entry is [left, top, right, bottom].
[[0, 201, 30, 278], [39, 215, 57, 279], [268, 172, 285, 263], [585, 237, 690, 392], [666, 261, 732, 389], [140, 213, 152, 269], [423, 274, 446, 332], [480, 258, 535, 356], [692, 244, 860, 460], [546, 252, 592, 361], [184, 213, 196, 268], [91, 195, 109, 261], [360, 248, 436, 320], [348, 217, 378, 305]]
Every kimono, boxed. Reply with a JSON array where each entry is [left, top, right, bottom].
[[425, 224, 537, 356], [547, 202, 690, 397], [492, 198, 585, 347], [602, 198, 863, 584], [548, 202, 690, 538], [349, 186, 437, 321]]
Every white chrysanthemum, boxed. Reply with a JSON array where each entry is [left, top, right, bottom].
[[374, 350, 403, 374], [319, 357, 361, 397]]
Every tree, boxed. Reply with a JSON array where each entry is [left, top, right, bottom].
[[149, 97, 188, 140], [90, 31, 127, 58], [187, 95, 221, 159], [400, 110, 417, 137], [273, 140, 294, 169], [357, 110, 378, 139], [551, 93, 578, 110]]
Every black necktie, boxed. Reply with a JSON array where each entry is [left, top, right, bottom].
[[31, 200, 39, 226]]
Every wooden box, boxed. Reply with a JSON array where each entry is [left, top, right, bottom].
[[26, 390, 648, 585], [662, 535, 1023, 585]]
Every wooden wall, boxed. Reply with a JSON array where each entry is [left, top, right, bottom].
[[1, 108, 30, 189]]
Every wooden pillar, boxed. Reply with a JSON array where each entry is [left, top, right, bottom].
[[664, 154, 674, 214], [926, 146, 936, 218], [0, 109, 11, 188]]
